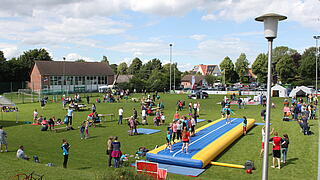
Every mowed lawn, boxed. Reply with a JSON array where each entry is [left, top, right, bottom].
[[0, 93, 318, 180]]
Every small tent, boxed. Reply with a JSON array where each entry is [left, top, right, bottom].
[[289, 86, 315, 97], [271, 84, 288, 97], [0, 95, 17, 121]]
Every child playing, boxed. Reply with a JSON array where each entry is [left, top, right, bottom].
[[80, 121, 86, 139], [160, 113, 166, 125], [181, 127, 190, 154], [165, 129, 173, 152], [242, 116, 247, 135], [85, 120, 90, 139]]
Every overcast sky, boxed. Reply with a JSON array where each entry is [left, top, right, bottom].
[[0, 0, 319, 71]]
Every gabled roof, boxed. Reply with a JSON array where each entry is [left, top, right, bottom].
[[181, 75, 205, 84], [194, 64, 220, 75], [116, 75, 133, 83], [34, 61, 114, 76]]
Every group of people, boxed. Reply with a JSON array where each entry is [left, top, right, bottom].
[[260, 127, 290, 169]]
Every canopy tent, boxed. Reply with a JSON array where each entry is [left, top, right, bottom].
[[0, 95, 17, 121], [271, 84, 288, 97], [289, 86, 315, 97]]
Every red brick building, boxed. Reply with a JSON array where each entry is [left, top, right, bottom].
[[29, 61, 114, 92]]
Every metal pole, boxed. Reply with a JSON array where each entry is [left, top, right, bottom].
[[262, 39, 273, 180], [169, 44, 172, 93], [316, 37, 318, 97]]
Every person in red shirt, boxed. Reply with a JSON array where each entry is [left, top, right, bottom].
[[269, 132, 283, 169], [181, 127, 191, 154]]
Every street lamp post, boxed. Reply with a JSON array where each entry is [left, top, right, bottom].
[[169, 44, 172, 93], [314, 36, 320, 97], [255, 13, 287, 180]]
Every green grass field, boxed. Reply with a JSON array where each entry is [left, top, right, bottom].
[[0, 93, 318, 180]]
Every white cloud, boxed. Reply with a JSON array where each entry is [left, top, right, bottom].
[[201, 0, 320, 29], [65, 53, 94, 62], [190, 34, 207, 41], [0, 43, 19, 59]]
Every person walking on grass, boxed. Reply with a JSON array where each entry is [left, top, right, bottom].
[[67, 107, 73, 126], [0, 125, 8, 152], [281, 134, 289, 164], [111, 137, 122, 168], [80, 121, 86, 139], [181, 127, 190, 154], [260, 126, 274, 157], [118, 107, 123, 125], [107, 136, 113, 167], [61, 139, 70, 168], [270, 132, 282, 169], [85, 120, 90, 139], [242, 116, 247, 135]]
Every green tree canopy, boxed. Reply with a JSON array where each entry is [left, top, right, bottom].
[[275, 54, 296, 84], [235, 53, 250, 83], [75, 59, 86, 62], [128, 57, 142, 75], [109, 64, 118, 74], [299, 47, 317, 80], [252, 53, 268, 83], [220, 56, 238, 83], [0, 50, 6, 63], [118, 62, 128, 74], [101, 56, 109, 65]]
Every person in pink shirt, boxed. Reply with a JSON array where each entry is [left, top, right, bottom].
[[174, 111, 180, 121], [171, 121, 178, 143]]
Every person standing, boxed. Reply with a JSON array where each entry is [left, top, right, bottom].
[[111, 137, 122, 168], [242, 116, 247, 135], [0, 125, 8, 152], [141, 109, 147, 125], [270, 132, 282, 169], [33, 109, 38, 124], [61, 139, 70, 168], [133, 108, 138, 120], [281, 134, 289, 164], [176, 120, 183, 141], [118, 107, 123, 125], [260, 126, 274, 157], [86, 96, 90, 104], [67, 107, 73, 126], [181, 127, 191, 154], [92, 104, 96, 113], [107, 137, 113, 167]]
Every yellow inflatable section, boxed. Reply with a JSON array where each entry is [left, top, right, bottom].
[[192, 118, 256, 168]]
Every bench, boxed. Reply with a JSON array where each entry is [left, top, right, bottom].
[[98, 113, 114, 122], [54, 126, 77, 132]]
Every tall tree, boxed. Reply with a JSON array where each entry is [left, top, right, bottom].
[[75, 59, 86, 62], [219, 56, 238, 83], [109, 64, 118, 74], [252, 53, 268, 83], [17, 48, 53, 81], [299, 47, 317, 80], [118, 62, 128, 74], [275, 54, 296, 84], [138, 58, 162, 80], [235, 53, 250, 83], [0, 50, 6, 63], [101, 56, 109, 65], [128, 57, 142, 75], [272, 46, 297, 64]]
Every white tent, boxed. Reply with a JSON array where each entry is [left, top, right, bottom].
[[271, 84, 288, 97], [289, 86, 315, 97]]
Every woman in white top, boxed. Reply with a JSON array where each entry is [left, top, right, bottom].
[[260, 126, 274, 157]]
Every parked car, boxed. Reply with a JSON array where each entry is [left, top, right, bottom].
[[187, 91, 209, 99]]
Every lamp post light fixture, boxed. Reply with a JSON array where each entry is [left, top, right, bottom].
[[255, 13, 287, 180]]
